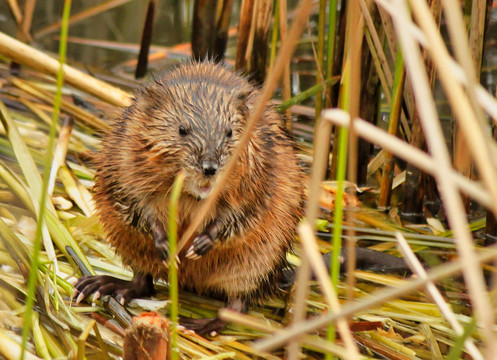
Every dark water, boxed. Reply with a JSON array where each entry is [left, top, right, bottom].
[[1, 1, 194, 70], [0, 1, 314, 84]]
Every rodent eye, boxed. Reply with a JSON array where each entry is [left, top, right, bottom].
[[226, 128, 233, 138], [179, 125, 188, 136]]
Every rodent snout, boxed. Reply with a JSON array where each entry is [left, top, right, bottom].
[[202, 159, 219, 176]]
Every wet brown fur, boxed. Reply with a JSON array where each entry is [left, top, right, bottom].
[[93, 62, 304, 303]]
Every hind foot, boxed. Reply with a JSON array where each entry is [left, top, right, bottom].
[[180, 317, 226, 336], [73, 273, 154, 305], [180, 298, 247, 336]]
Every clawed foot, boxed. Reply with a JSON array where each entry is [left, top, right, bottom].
[[179, 317, 226, 336], [155, 241, 169, 261], [151, 221, 169, 261], [72, 273, 154, 305], [186, 232, 215, 260], [180, 298, 247, 336]]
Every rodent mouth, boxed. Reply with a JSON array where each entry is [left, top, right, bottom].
[[198, 184, 212, 197], [185, 178, 215, 200]]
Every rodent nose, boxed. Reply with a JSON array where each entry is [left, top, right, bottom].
[[202, 160, 218, 176]]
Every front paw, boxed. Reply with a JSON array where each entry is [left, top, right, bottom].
[[186, 233, 215, 260], [151, 221, 169, 261], [155, 240, 169, 261]]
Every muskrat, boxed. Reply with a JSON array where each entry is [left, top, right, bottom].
[[74, 61, 304, 331]]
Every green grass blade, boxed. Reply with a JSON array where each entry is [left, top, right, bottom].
[[0, 101, 43, 199], [21, 1, 72, 358], [0, 161, 35, 213], [326, 0, 338, 86], [446, 317, 478, 360], [32, 313, 51, 360], [169, 171, 185, 360], [277, 76, 340, 112], [326, 60, 351, 359], [315, 0, 326, 118]]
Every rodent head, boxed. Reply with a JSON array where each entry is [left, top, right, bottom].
[[128, 62, 254, 200]]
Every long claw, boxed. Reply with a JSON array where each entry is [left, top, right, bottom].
[[71, 289, 78, 302], [186, 246, 196, 259], [72, 274, 155, 305], [76, 291, 85, 304]]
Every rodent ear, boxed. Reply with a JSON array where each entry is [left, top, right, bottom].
[[235, 90, 254, 112], [236, 91, 251, 103]]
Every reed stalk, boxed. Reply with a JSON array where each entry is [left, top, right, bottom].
[[0, 32, 131, 106], [168, 171, 185, 360], [278, 0, 292, 129], [6, 0, 22, 25], [235, 0, 255, 71], [77, 320, 96, 360], [135, 0, 155, 78], [445, 0, 487, 211], [378, 49, 405, 208], [21, 1, 71, 358], [327, 121, 347, 358], [314, 0, 326, 119], [343, 0, 362, 303], [325, 1, 363, 356], [268, 0, 279, 71], [446, 318, 478, 360], [395, 233, 483, 360], [20, 0, 35, 42], [276, 76, 340, 112], [325, 0, 338, 107]]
